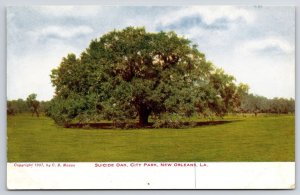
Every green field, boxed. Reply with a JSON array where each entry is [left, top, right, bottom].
[[7, 114, 294, 162]]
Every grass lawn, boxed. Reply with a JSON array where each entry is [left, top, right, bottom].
[[7, 113, 294, 162]]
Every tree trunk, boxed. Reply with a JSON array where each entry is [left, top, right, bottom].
[[35, 109, 39, 117], [138, 109, 150, 126]]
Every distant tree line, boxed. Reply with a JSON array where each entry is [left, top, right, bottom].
[[7, 93, 294, 117], [239, 94, 295, 115], [7, 93, 50, 116]]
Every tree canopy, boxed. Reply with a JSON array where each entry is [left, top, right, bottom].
[[48, 27, 247, 126]]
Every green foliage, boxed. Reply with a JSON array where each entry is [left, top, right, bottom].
[[7, 99, 29, 115], [49, 27, 246, 126], [152, 113, 186, 128], [7, 98, 50, 115], [39, 101, 51, 113], [240, 94, 295, 114], [202, 68, 248, 116]]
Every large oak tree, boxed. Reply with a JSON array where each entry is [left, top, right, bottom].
[[48, 27, 246, 126]]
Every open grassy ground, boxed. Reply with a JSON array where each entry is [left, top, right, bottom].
[[7, 114, 294, 162]]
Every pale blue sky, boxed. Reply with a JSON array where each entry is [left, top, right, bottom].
[[7, 6, 295, 100]]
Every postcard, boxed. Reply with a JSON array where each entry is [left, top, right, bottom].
[[7, 5, 295, 189]]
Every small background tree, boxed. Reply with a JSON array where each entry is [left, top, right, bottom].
[[26, 93, 40, 117]]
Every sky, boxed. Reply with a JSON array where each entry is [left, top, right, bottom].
[[7, 6, 295, 100]]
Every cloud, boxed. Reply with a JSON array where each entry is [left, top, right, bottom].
[[214, 35, 295, 99], [156, 6, 255, 30], [6, 6, 295, 100], [32, 6, 101, 18], [30, 25, 94, 40], [240, 36, 294, 55], [7, 42, 81, 100]]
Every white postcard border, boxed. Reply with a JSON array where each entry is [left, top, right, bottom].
[[7, 162, 295, 189]]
